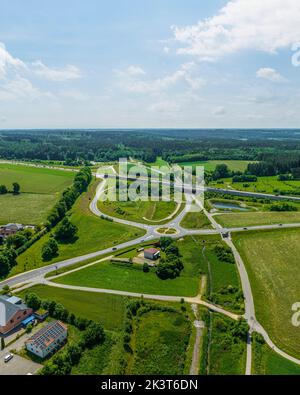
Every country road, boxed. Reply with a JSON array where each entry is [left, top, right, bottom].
[[1, 166, 300, 375]]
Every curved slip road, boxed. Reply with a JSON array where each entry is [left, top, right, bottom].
[[1, 173, 300, 374]]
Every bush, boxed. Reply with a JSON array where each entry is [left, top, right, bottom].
[[82, 322, 105, 348], [54, 217, 78, 242], [41, 238, 58, 261]]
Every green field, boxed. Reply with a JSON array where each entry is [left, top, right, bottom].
[[177, 160, 253, 172], [233, 229, 300, 358], [215, 211, 300, 228], [18, 284, 126, 332], [211, 175, 300, 195], [14, 182, 145, 277], [51, 235, 243, 309], [252, 337, 300, 375], [53, 236, 222, 297], [180, 210, 212, 229], [98, 199, 180, 224], [0, 164, 74, 224], [130, 310, 190, 374]]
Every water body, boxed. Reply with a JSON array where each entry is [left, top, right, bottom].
[[212, 202, 249, 211]]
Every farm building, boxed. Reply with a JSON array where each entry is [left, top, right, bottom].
[[0, 223, 24, 238], [25, 320, 68, 359], [0, 295, 33, 334], [144, 248, 160, 260]]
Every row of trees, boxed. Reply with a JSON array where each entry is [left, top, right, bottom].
[[24, 293, 105, 375], [40, 167, 91, 261], [0, 182, 20, 195], [46, 167, 92, 229]]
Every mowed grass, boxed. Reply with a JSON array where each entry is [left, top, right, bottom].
[[180, 210, 212, 229], [14, 181, 145, 276], [17, 284, 126, 332], [215, 211, 300, 228], [0, 163, 74, 225], [130, 310, 190, 374], [0, 193, 56, 225], [233, 229, 300, 358], [253, 341, 300, 375], [177, 160, 253, 172], [53, 235, 221, 297], [0, 163, 74, 193], [98, 199, 179, 224]]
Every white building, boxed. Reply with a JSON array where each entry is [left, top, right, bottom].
[[25, 320, 68, 359]]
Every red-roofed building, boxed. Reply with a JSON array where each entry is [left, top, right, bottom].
[[144, 248, 160, 260]]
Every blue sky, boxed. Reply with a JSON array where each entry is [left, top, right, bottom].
[[1, 0, 300, 128]]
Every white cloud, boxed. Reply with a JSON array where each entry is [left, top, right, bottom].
[[171, 0, 300, 61], [32, 61, 82, 81], [256, 67, 286, 82], [116, 62, 205, 93], [0, 43, 26, 78], [212, 106, 226, 116], [0, 116, 7, 123], [0, 76, 55, 101], [163, 46, 170, 54]]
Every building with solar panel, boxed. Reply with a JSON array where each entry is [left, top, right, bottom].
[[25, 320, 68, 359]]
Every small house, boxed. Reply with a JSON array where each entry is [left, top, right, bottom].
[[144, 248, 160, 260]]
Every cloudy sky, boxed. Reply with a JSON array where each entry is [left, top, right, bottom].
[[1, 0, 300, 129]]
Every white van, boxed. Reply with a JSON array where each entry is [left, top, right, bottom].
[[4, 353, 13, 363]]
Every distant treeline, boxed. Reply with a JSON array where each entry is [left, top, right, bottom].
[[2, 129, 300, 165]]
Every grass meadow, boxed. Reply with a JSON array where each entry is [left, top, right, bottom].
[[233, 228, 300, 359]]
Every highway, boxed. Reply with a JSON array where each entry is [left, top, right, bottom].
[[1, 167, 300, 375]]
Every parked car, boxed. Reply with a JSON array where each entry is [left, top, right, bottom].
[[4, 353, 13, 363]]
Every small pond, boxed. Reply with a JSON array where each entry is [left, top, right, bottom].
[[212, 202, 249, 211]]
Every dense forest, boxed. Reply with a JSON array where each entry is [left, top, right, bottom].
[[1, 130, 300, 176]]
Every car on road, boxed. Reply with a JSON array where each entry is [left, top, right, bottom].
[[279, 224, 283, 226], [243, 227, 248, 230], [112, 247, 117, 251], [4, 353, 13, 363]]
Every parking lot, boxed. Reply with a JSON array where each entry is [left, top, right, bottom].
[[0, 354, 42, 375]]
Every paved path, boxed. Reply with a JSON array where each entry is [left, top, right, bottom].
[[1, 168, 300, 374]]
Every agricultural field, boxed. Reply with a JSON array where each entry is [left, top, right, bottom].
[[215, 211, 300, 228], [233, 229, 300, 358], [180, 210, 212, 229], [210, 175, 300, 195], [98, 198, 181, 224], [14, 181, 145, 277], [0, 163, 74, 225], [252, 335, 300, 375], [177, 160, 253, 173], [130, 309, 191, 375]]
